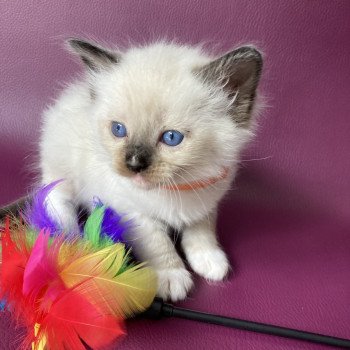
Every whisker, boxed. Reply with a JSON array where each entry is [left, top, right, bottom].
[[167, 176, 182, 245], [240, 155, 272, 162], [175, 165, 230, 192]]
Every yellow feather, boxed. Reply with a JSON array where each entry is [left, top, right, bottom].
[[32, 324, 47, 350], [59, 244, 157, 318]]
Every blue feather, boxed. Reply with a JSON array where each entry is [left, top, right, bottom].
[[0, 299, 6, 311]]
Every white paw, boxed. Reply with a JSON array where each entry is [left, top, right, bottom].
[[156, 267, 193, 302], [45, 192, 79, 232], [187, 247, 230, 281]]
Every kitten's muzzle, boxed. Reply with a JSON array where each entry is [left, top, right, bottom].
[[125, 144, 152, 173]]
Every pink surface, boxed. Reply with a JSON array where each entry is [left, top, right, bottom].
[[1, 1, 350, 349]]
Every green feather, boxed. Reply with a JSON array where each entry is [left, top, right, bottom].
[[84, 206, 105, 247], [83, 206, 114, 248]]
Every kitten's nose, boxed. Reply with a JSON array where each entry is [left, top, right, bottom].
[[125, 145, 152, 173]]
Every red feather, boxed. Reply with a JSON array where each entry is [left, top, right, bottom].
[[36, 289, 125, 350], [22, 230, 65, 311], [0, 218, 33, 323]]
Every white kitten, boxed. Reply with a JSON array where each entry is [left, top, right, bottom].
[[39, 39, 262, 301]]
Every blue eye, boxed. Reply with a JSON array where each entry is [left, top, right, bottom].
[[111, 122, 127, 138], [161, 130, 184, 146]]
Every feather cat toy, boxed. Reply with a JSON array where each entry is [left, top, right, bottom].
[[0, 181, 157, 350], [1, 183, 350, 350]]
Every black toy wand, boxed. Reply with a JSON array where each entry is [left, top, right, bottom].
[[143, 298, 350, 349]]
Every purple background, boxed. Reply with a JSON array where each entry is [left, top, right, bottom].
[[1, 1, 349, 349]]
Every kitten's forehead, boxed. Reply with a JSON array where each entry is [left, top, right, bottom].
[[100, 61, 211, 142], [98, 43, 212, 126], [122, 43, 209, 72], [118, 45, 209, 109]]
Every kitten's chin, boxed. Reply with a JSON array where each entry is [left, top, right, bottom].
[[132, 174, 152, 190]]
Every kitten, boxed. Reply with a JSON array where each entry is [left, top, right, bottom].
[[39, 39, 262, 301]]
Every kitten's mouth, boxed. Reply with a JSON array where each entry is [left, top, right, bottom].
[[131, 173, 175, 191], [129, 167, 230, 191], [132, 174, 152, 190]]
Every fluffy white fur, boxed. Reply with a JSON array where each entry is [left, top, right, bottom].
[[39, 41, 261, 301]]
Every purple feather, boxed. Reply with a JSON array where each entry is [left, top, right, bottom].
[[101, 206, 131, 243], [25, 180, 63, 232]]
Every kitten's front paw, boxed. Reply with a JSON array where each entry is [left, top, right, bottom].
[[156, 267, 193, 302], [46, 191, 79, 232], [187, 247, 230, 281]]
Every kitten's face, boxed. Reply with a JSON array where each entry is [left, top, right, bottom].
[[68, 41, 262, 189]]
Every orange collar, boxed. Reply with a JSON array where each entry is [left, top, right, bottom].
[[162, 167, 230, 191]]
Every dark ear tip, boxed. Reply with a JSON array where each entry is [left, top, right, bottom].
[[233, 46, 263, 63], [65, 37, 119, 70], [65, 37, 84, 52], [66, 37, 78, 44], [66, 37, 79, 46], [65, 38, 94, 51]]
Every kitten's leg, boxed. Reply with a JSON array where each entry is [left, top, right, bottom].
[[42, 179, 79, 232], [182, 212, 230, 281], [128, 214, 193, 302]]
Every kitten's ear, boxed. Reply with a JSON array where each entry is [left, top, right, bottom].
[[197, 46, 263, 127], [66, 38, 120, 71]]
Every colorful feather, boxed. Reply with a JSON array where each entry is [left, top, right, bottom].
[[0, 181, 157, 350], [84, 205, 107, 247], [0, 299, 6, 311], [101, 206, 130, 243], [25, 180, 63, 233], [0, 219, 33, 322], [84, 201, 130, 246], [34, 290, 125, 350], [60, 244, 157, 318], [22, 230, 66, 314]]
